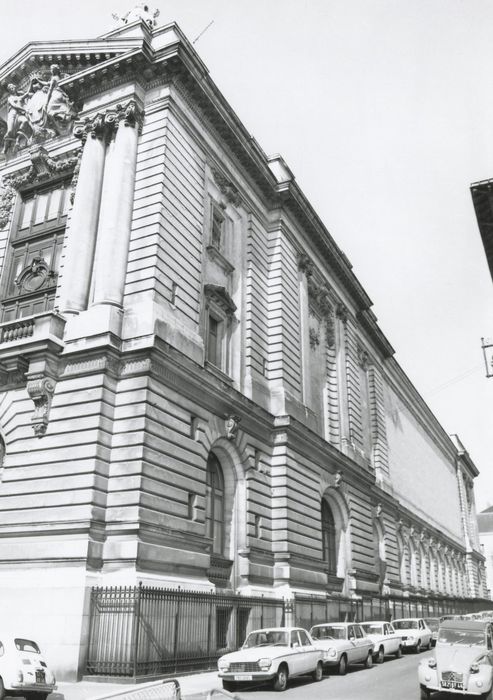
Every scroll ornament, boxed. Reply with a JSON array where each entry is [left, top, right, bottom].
[[27, 375, 56, 437]]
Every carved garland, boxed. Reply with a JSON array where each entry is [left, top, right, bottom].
[[298, 252, 337, 347]]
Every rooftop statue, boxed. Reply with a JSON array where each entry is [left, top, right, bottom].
[[1, 65, 76, 157], [112, 3, 160, 29]]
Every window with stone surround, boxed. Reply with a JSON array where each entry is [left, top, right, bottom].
[[321, 499, 337, 575], [0, 181, 70, 322], [205, 452, 225, 554], [204, 284, 236, 376]]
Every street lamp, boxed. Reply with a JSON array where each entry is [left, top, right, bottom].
[[481, 337, 493, 378]]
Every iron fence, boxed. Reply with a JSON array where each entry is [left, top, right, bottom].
[[86, 585, 285, 678], [294, 592, 493, 629]]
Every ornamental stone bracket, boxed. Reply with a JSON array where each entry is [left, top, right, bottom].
[[26, 374, 56, 437], [297, 252, 338, 347], [225, 413, 241, 441], [211, 167, 242, 207]]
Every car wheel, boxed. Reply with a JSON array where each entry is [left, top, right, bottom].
[[0, 678, 5, 700], [337, 653, 348, 675], [479, 689, 493, 700], [395, 645, 403, 658], [420, 684, 431, 700], [273, 664, 289, 692], [222, 681, 237, 692], [364, 650, 373, 669], [376, 646, 385, 664], [415, 640, 422, 654], [312, 661, 323, 682]]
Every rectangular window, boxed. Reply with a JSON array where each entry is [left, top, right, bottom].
[[207, 315, 221, 366], [1, 182, 69, 322], [211, 202, 225, 250]]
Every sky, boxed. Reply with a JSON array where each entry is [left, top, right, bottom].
[[1, 0, 492, 510]]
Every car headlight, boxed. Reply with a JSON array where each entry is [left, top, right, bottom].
[[218, 660, 230, 672], [470, 663, 480, 674], [407, 636, 415, 643], [427, 658, 437, 669], [324, 648, 337, 659], [258, 658, 272, 670]]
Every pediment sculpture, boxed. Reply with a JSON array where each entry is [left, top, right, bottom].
[[2, 64, 76, 156], [112, 3, 160, 29]]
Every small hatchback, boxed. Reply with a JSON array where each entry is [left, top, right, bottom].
[[0, 636, 57, 700]]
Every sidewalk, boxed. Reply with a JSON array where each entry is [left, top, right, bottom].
[[53, 671, 221, 700]]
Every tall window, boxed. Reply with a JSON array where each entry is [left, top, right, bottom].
[[1, 182, 69, 322], [207, 314, 222, 367], [321, 500, 337, 575], [206, 452, 225, 555]]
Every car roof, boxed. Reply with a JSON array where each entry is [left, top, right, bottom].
[[440, 619, 490, 631], [393, 618, 421, 622], [249, 627, 305, 633], [311, 622, 354, 627], [361, 620, 387, 625]]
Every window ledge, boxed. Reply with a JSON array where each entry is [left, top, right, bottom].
[[206, 245, 235, 275], [205, 360, 233, 385]]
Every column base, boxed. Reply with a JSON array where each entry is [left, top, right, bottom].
[[63, 304, 123, 350]]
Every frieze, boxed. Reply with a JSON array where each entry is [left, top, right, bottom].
[[1, 64, 76, 157]]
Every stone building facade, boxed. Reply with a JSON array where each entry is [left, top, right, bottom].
[[0, 7, 487, 680]]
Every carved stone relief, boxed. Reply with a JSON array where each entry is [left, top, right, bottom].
[[211, 167, 242, 206], [298, 252, 338, 347], [1, 65, 77, 157], [225, 414, 241, 441], [112, 3, 160, 29]]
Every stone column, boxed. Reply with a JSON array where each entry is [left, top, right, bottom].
[[91, 101, 142, 308], [59, 115, 108, 315]]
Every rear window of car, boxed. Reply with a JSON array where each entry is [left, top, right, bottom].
[[393, 620, 418, 630], [311, 626, 346, 640], [14, 639, 40, 653]]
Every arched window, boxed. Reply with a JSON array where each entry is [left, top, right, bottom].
[[321, 500, 337, 575], [206, 452, 225, 554]]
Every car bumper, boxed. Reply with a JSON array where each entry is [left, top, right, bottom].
[[10, 682, 57, 694], [219, 671, 276, 683], [419, 669, 491, 696], [402, 639, 419, 647]]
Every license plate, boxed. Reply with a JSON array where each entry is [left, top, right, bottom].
[[234, 674, 253, 681], [35, 671, 45, 684], [441, 681, 463, 690]]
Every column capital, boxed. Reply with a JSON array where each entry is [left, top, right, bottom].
[[115, 99, 145, 132]]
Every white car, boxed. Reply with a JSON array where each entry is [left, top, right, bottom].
[[309, 622, 374, 675], [0, 636, 57, 700], [360, 621, 403, 663], [418, 618, 493, 699], [392, 618, 433, 653], [217, 627, 324, 692]]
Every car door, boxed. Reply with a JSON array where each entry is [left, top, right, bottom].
[[298, 629, 319, 673], [354, 624, 370, 661], [485, 624, 493, 665], [419, 619, 430, 646], [289, 630, 304, 675], [385, 623, 398, 654], [346, 625, 358, 663]]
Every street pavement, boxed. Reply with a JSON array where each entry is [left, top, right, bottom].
[[8, 650, 455, 700]]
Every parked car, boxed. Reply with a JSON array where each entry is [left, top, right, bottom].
[[0, 636, 57, 700], [392, 618, 433, 653], [418, 618, 493, 699], [424, 618, 440, 647], [309, 622, 374, 675], [217, 627, 324, 692], [360, 621, 403, 663]]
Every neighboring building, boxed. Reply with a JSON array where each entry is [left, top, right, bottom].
[[0, 5, 487, 680], [471, 177, 493, 601], [478, 507, 493, 599]]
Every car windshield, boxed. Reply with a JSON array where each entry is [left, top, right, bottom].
[[424, 619, 439, 632], [438, 629, 485, 646], [361, 624, 384, 635], [310, 626, 347, 640], [393, 620, 418, 630], [243, 631, 288, 647], [14, 639, 40, 653]]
